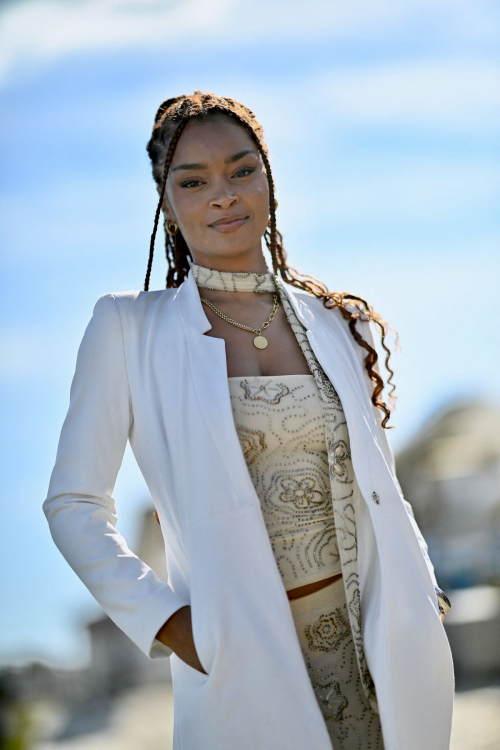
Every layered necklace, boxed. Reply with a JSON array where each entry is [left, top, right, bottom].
[[190, 262, 280, 350]]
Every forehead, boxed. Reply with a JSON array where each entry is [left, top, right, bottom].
[[172, 114, 258, 164]]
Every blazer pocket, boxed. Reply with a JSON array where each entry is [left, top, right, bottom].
[[190, 599, 214, 677]]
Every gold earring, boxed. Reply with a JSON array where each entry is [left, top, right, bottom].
[[165, 220, 179, 236], [274, 199, 278, 210]]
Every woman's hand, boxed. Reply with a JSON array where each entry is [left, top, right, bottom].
[[156, 606, 208, 675], [436, 588, 451, 625]]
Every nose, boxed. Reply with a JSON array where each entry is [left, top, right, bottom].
[[209, 182, 239, 210]]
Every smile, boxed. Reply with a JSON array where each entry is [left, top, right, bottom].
[[209, 216, 248, 233]]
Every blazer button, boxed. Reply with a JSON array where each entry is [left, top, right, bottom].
[[371, 491, 380, 504]]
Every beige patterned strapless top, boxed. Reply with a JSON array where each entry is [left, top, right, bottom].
[[228, 373, 342, 592]]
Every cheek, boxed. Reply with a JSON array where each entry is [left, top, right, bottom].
[[245, 185, 270, 236], [245, 179, 270, 213], [172, 193, 205, 237]]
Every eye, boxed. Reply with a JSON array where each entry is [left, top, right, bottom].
[[181, 178, 204, 189], [234, 167, 255, 178]]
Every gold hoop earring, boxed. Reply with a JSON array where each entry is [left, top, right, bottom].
[[165, 220, 179, 236]]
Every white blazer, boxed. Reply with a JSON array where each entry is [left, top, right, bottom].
[[43, 268, 455, 750]]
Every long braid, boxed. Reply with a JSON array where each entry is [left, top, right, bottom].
[[145, 91, 398, 430], [145, 117, 191, 291]]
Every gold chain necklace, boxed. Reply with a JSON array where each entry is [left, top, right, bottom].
[[199, 292, 281, 349]]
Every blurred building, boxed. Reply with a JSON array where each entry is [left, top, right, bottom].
[[395, 397, 500, 685]]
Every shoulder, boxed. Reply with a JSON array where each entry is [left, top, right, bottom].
[[290, 286, 362, 332], [293, 287, 382, 373], [94, 288, 173, 307], [91, 288, 176, 322], [308, 291, 377, 340], [281, 283, 328, 321]]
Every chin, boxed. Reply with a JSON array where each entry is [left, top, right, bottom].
[[205, 237, 262, 258]]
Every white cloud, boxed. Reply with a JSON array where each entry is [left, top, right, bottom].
[[241, 61, 500, 146], [1, 0, 498, 86], [310, 60, 500, 133], [0, 0, 228, 83]]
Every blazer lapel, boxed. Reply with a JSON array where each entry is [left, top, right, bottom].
[[275, 278, 382, 494], [280, 282, 373, 413]]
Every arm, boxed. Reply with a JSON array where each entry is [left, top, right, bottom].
[[351, 311, 451, 621], [42, 293, 188, 658]]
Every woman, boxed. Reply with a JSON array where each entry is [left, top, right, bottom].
[[43, 91, 454, 750]]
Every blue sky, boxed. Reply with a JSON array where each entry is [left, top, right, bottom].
[[1, 0, 499, 668]]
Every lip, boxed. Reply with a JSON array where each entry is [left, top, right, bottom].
[[209, 215, 249, 232]]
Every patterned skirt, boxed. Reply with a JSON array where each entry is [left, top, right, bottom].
[[289, 577, 385, 750]]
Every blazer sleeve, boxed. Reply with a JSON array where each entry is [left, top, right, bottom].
[[352, 312, 451, 618], [42, 293, 188, 659]]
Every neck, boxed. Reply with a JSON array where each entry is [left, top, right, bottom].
[[189, 247, 271, 276]]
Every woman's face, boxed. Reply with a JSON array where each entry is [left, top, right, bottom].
[[163, 114, 270, 265]]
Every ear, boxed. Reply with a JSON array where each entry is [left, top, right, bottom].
[[161, 194, 175, 223]]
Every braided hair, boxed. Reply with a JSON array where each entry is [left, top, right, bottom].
[[145, 90, 398, 430]]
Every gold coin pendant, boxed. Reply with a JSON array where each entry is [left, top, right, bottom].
[[253, 335, 269, 349]]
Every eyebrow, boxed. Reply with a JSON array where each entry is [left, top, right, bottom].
[[171, 149, 258, 173]]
